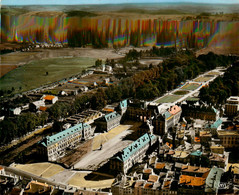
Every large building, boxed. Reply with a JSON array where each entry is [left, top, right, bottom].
[[182, 103, 219, 121], [38, 123, 92, 161], [225, 96, 239, 116], [152, 105, 182, 135], [95, 111, 121, 132], [217, 130, 239, 148], [110, 133, 157, 174]]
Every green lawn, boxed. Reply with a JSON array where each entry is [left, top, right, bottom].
[[173, 90, 189, 95], [0, 57, 96, 94], [155, 95, 183, 103], [181, 83, 200, 91], [194, 76, 212, 82]]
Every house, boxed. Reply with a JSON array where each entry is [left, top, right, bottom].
[[178, 175, 206, 194], [10, 107, 21, 115], [42, 95, 58, 104], [31, 100, 45, 110], [205, 118, 223, 136], [109, 133, 157, 174], [209, 152, 229, 169], [95, 111, 121, 132]]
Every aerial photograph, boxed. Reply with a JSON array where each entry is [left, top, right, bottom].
[[0, 0, 239, 194]]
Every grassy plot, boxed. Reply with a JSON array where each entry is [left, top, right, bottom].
[[181, 83, 200, 90], [155, 95, 183, 103], [0, 57, 96, 94], [194, 76, 212, 82]]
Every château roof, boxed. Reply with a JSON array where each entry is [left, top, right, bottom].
[[115, 133, 157, 162], [41, 123, 90, 147]]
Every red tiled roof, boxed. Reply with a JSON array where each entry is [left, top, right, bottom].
[[179, 175, 206, 186], [155, 163, 165, 170], [39, 106, 47, 111], [43, 95, 55, 101]]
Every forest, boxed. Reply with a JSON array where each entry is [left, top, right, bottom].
[[199, 61, 239, 106]]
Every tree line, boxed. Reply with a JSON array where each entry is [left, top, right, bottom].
[[199, 61, 239, 106]]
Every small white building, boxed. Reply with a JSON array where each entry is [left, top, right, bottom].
[[10, 107, 21, 115]]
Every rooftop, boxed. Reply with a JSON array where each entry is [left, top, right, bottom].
[[144, 182, 154, 189], [205, 166, 224, 193], [155, 162, 165, 170], [190, 150, 202, 157], [115, 133, 157, 162], [200, 131, 212, 137], [173, 151, 190, 159], [162, 180, 171, 189], [143, 168, 153, 174], [209, 153, 226, 162], [205, 118, 222, 129], [179, 175, 206, 187], [41, 123, 90, 147], [148, 175, 159, 183], [227, 96, 239, 102], [217, 130, 239, 136], [181, 165, 210, 175], [227, 163, 239, 175], [43, 95, 56, 101]]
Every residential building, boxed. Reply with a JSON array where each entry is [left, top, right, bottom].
[[205, 118, 223, 136], [217, 130, 239, 148], [10, 107, 21, 115], [126, 100, 150, 122], [178, 175, 206, 194], [30, 100, 45, 111], [210, 144, 225, 154], [38, 123, 91, 161], [209, 152, 229, 169], [180, 165, 210, 177], [110, 133, 157, 174], [225, 96, 239, 116], [95, 111, 121, 132], [172, 151, 190, 163]]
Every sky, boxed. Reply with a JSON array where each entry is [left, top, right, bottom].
[[2, 0, 239, 5]]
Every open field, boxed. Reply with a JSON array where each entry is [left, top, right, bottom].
[[181, 83, 200, 90], [0, 57, 96, 93], [194, 76, 212, 82], [155, 94, 183, 103], [173, 90, 189, 95], [0, 65, 18, 77], [0, 47, 122, 78]]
